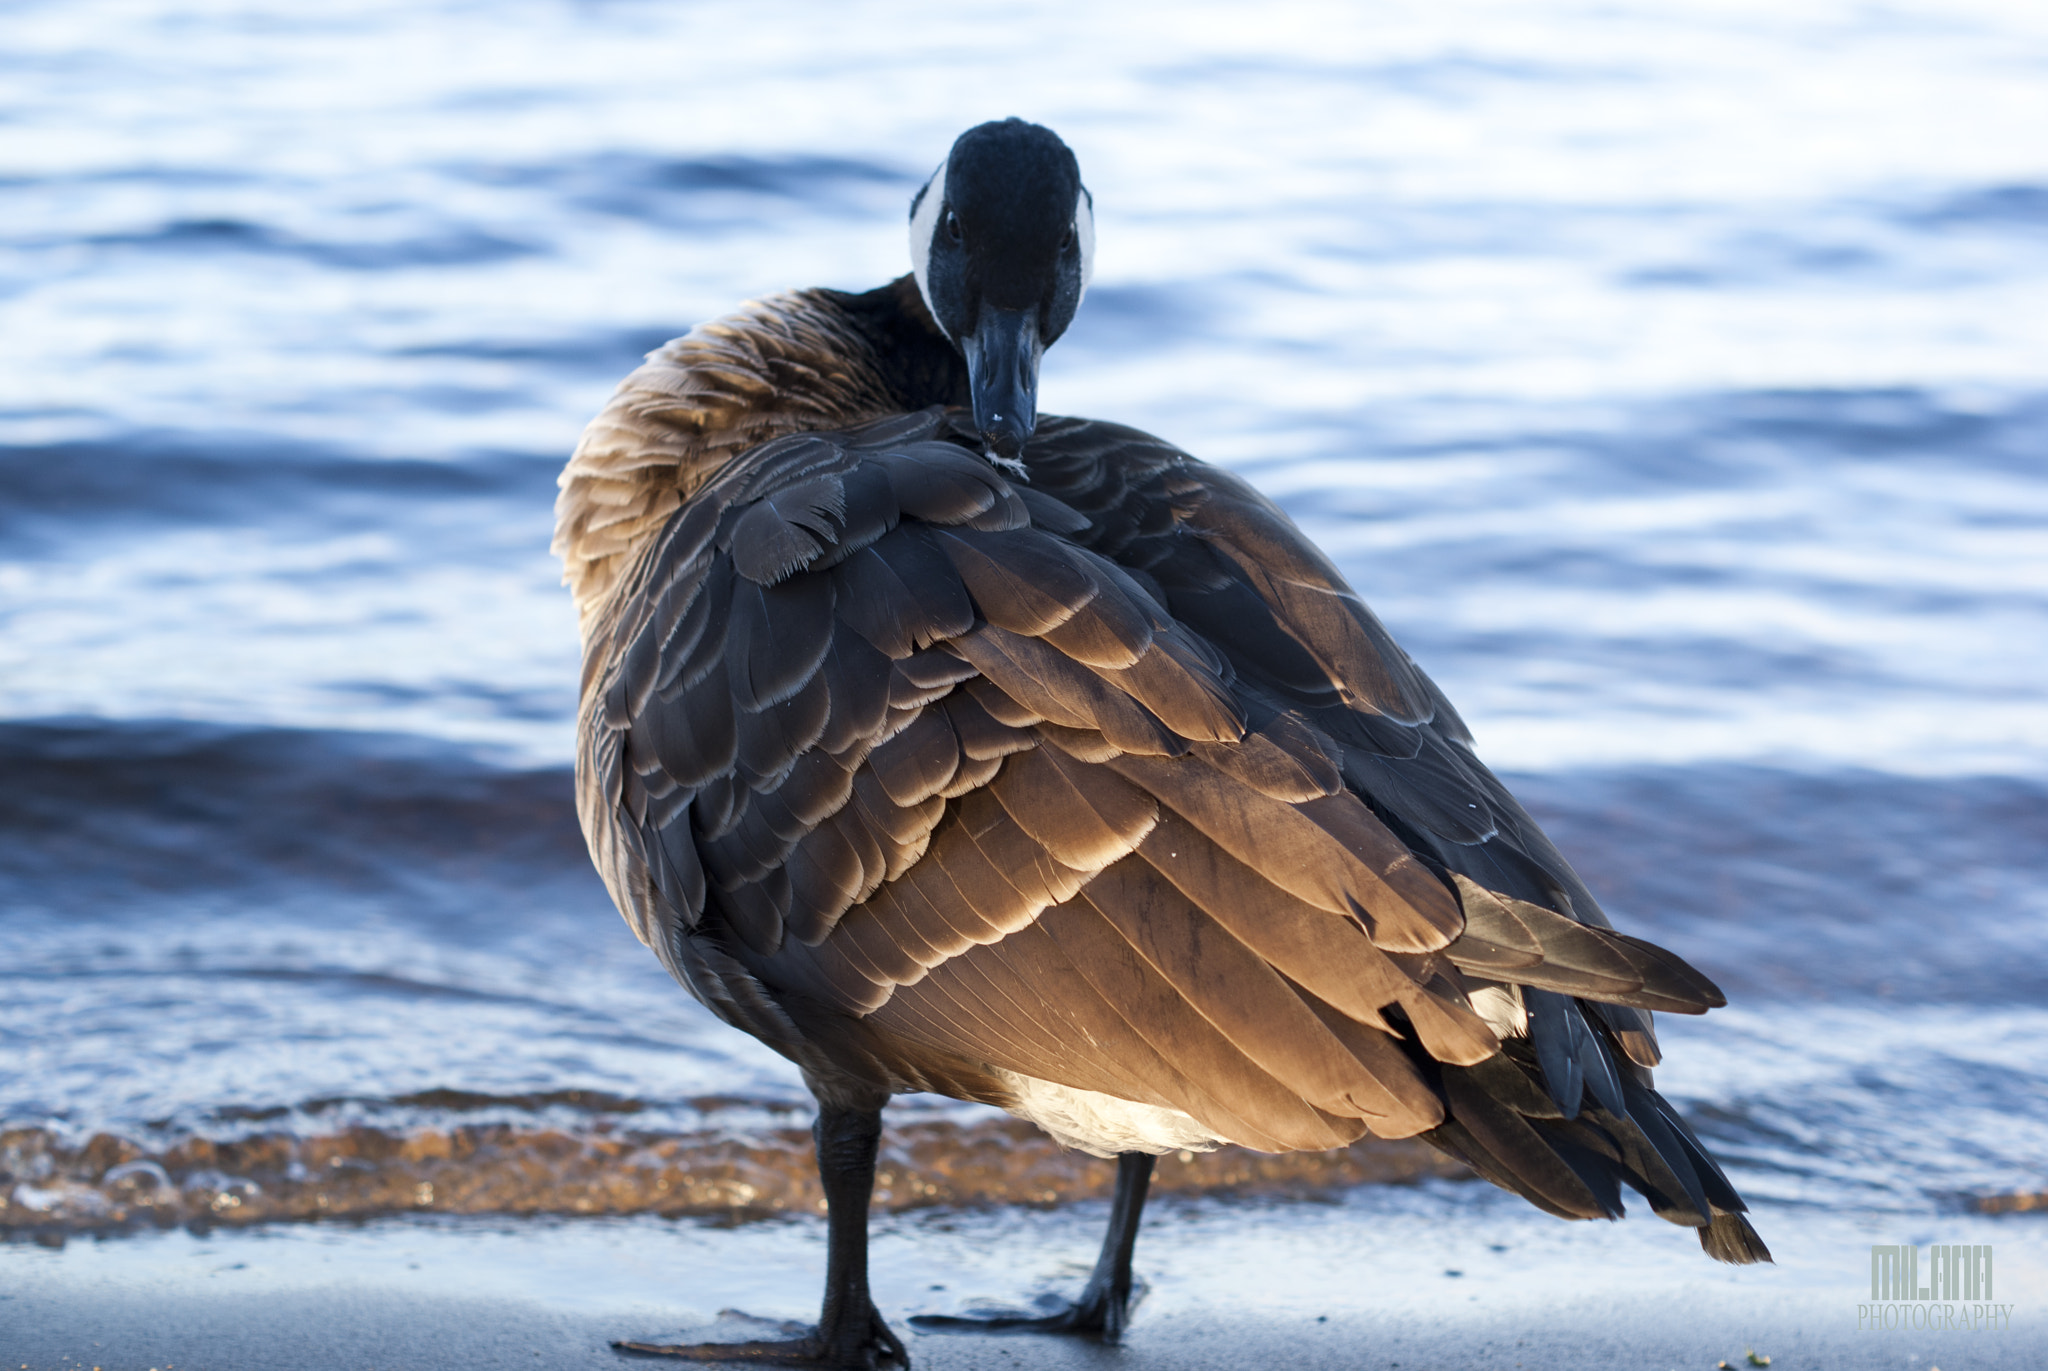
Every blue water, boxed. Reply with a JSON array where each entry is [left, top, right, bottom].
[[4, 0, 2048, 1220]]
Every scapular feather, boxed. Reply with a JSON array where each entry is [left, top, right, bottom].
[[725, 574, 836, 712], [734, 666, 832, 787], [817, 624, 894, 755], [566, 269, 1761, 1277], [832, 528, 976, 657], [653, 559, 732, 698], [937, 526, 1099, 635], [730, 493, 827, 585]]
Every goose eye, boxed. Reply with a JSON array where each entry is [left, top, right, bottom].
[[944, 210, 963, 242], [1062, 225, 1076, 250]]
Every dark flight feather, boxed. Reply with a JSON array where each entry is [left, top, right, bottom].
[[576, 401, 1759, 1266]]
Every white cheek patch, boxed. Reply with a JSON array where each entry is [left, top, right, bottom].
[[907, 158, 947, 333], [1074, 185, 1095, 303]]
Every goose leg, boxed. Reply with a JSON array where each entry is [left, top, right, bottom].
[[910, 1150, 1155, 1342], [615, 1105, 907, 1369]]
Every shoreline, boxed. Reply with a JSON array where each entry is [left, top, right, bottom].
[[1, 1118, 1462, 1239], [6, 1185, 2042, 1370]]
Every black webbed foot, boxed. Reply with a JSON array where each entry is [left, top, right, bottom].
[[614, 1307, 907, 1369], [908, 1275, 1143, 1342], [909, 1150, 1155, 1345], [617, 1104, 908, 1369]]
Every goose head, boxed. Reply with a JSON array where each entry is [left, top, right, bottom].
[[910, 119, 1093, 460]]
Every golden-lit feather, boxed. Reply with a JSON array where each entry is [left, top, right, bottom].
[[558, 279, 1769, 1269]]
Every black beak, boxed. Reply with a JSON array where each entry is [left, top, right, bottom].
[[962, 306, 1042, 461]]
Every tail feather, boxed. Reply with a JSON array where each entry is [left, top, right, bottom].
[[1544, 1131, 1626, 1219], [1423, 1043, 1770, 1265], [1423, 1118, 1603, 1222], [1639, 1085, 1751, 1215], [1542, 1108, 1705, 1227], [1610, 1077, 1715, 1223], [1700, 1210, 1773, 1264], [1440, 1065, 1619, 1219]]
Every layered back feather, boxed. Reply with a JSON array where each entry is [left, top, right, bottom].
[[558, 287, 1770, 1266]]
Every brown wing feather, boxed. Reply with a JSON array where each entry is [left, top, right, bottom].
[[1078, 862, 1428, 1126], [1026, 901, 1365, 1152], [1105, 752, 1463, 952], [577, 398, 1757, 1260]]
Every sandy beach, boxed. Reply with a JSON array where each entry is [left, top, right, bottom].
[[7, 1184, 2041, 1371]]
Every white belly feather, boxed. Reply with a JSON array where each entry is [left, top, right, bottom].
[[989, 1068, 1226, 1158]]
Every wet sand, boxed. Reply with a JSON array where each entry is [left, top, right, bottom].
[[6, 1185, 2041, 1371]]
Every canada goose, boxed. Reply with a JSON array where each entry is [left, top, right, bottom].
[[554, 118, 1769, 1369]]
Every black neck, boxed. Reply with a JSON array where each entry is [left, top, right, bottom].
[[819, 275, 971, 413]]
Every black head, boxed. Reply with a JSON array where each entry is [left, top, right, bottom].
[[909, 119, 1093, 459]]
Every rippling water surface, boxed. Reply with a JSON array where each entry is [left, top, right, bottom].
[[4, 0, 2047, 1234]]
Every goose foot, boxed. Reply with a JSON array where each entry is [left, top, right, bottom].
[[909, 1151, 1155, 1345], [614, 1105, 907, 1368], [613, 1309, 907, 1369], [907, 1279, 1143, 1342]]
